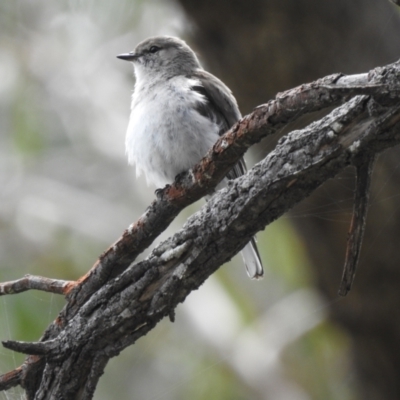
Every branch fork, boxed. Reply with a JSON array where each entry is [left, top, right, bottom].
[[1, 60, 400, 399]]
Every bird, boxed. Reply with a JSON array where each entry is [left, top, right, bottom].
[[117, 36, 263, 279]]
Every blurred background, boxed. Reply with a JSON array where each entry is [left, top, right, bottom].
[[1, 1, 400, 399]]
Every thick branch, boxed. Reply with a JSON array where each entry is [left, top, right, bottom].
[[1, 60, 400, 399], [65, 66, 398, 314]]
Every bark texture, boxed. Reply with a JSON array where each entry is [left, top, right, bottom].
[[1, 60, 400, 398], [176, 0, 400, 398]]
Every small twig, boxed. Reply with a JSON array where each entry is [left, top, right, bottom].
[[339, 156, 375, 296], [2, 339, 56, 356], [0, 274, 74, 296], [0, 356, 44, 393], [0, 367, 22, 391]]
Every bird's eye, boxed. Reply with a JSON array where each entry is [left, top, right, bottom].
[[149, 46, 161, 54]]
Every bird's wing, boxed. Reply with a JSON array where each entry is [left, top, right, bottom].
[[191, 70, 264, 280], [190, 69, 246, 179]]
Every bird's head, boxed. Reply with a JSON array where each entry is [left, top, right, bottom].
[[117, 36, 201, 81]]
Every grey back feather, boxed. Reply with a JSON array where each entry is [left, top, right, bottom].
[[191, 69, 247, 179], [191, 70, 263, 279]]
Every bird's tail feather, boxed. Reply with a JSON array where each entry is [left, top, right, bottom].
[[241, 237, 264, 280]]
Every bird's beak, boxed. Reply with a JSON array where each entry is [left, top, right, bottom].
[[116, 52, 139, 61]]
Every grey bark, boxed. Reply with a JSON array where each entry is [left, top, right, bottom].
[[1, 61, 400, 399], [176, 1, 400, 398]]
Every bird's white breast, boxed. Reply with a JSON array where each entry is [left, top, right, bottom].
[[126, 76, 220, 188]]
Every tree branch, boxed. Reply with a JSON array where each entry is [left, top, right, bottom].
[[1, 60, 400, 399], [339, 155, 375, 296], [0, 275, 73, 296]]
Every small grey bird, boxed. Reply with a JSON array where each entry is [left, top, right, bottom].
[[117, 36, 263, 279]]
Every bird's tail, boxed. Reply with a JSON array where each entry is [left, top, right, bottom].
[[241, 237, 264, 280]]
